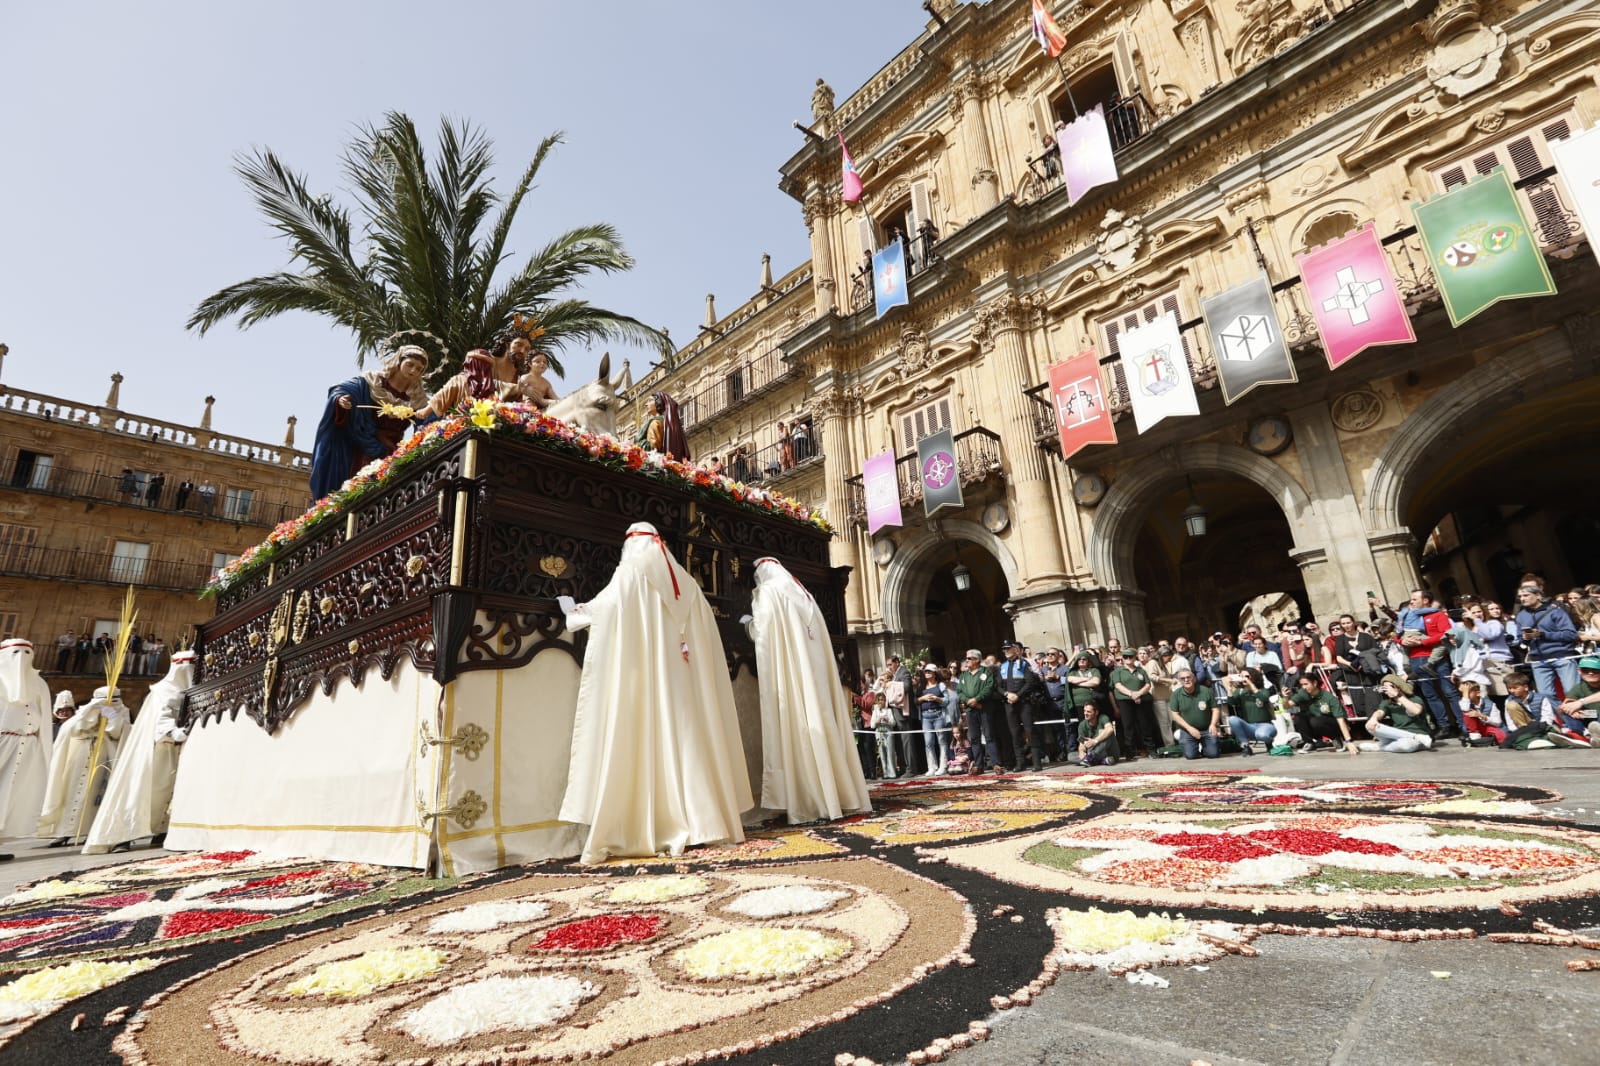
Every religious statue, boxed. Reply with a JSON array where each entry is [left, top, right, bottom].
[[811, 78, 836, 136], [426, 314, 542, 416], [633, 391, 691, 461], [515, 350, 560, 410], [308, 342, 432, 500]]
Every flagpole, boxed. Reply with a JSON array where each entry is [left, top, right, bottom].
[[1243, 217, 1272, 281], [1054, 56, 1080, 118]]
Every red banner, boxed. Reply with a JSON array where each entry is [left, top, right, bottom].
[[1048, 350, 1117, 461]]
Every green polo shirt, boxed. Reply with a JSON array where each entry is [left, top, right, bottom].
[[956, 667, 998, 709], [1169, 686, 1216, 731], [1228, 688, 1275, 725], [1110, 666, 1151, 704], [1064, 668, 1100, 709], [1566, 680, 1596, 707], [1377, 698, 1429, 734], [1078, 715, 1113, 744], [1290, 688, 1343, 719]]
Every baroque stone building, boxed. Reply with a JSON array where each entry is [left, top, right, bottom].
[[630, 0, 1598, 664], [0, 351, 310, 702]]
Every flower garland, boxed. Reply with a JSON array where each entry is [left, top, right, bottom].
[[394, 974, 600, 1045], [208, 402, 831, 595], [282, 946, 448, 999], [0, 958, 161, 1023]]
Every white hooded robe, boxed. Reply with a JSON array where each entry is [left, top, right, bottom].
[[749, 558, 871, 823], [85, 653, 193, 852], [559, 521, 753, 864], [37, 686, 127, 843], [0, 639, 53, 840]]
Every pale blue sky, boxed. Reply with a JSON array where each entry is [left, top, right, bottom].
[[0, 1, 933, 448]]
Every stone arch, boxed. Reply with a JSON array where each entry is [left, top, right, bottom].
[[880, 519, 1022, 637], [1363, 328, 1578, 534], [1087, 442, 1322, 589]]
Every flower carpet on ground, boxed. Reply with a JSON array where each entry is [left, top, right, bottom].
[[5, 771, 1600, 1066]]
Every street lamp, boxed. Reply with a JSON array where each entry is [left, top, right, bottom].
[[951, 542, 972, 591], [1181, 475, 1207, 537]]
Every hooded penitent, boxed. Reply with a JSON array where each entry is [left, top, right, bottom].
[[0, 639, 52, 839], [85, 651, 195, 852]]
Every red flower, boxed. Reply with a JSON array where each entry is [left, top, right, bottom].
[[1245, 828, 1400, 857], [531, 913, 664, 951], [158, 909, 275, 940]]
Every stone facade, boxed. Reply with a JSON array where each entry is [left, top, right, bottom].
[[0, 364, 309, 703], [633, 0, 1599, 661]]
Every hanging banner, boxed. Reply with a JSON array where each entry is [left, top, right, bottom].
[[1410, 167, 1556, 326], [873, 240, 909, 318], [1201, 272, 1296, 405], [916, 427, 963, 517], [1118, 312, 1198, 434], [1550, 122, 1600, 268], [1056, 105, 1118, 204], [1048, 350, 1117, 460], [1297, 222, 1415, 370], [862, 449, 902, 534]]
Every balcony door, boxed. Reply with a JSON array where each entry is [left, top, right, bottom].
[[110, 540, 150, 583]]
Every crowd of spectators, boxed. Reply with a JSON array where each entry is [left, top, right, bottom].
[[48, 630, 172, 677], [850, 573, 1600, 778]]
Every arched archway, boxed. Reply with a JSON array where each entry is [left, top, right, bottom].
[[1364, 328, 1599, 601], [881, 520, 1021, 658], [1088, 442, 1323, 590]]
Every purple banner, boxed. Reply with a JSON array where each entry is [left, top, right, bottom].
[[1056, 105, 1119, 204], [863, 449, 902, 535]]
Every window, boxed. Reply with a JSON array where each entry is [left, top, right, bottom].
[[899, 395, 953, 451], [1431, 111, 1580, 248], [0, 613, 16, 640], [856, 180, 935, 271], [1097, 288, 1191, 409], [1039, 58, 1145, 150], [211, 551, 241, 575], [109, 541, 150, 583], [10, 450, 53, 490], [0, 525, 38, 570], [92, 618, 119, 643], [725, 367, 745, 406], [222, 487, 253, 521]]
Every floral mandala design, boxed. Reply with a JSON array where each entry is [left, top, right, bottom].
[[1130, 779, 1506, 811], [117, 859, 972, 1066]]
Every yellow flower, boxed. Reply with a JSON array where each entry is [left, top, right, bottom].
[[469, 400, 497, 429], [283, 946, 448, 999], [377, 401, 416, 420], [1050, 907, 1190, 952], [606, 874, 709, 904], [0, 959, 161, 1009], [671, 928, 850, 980]]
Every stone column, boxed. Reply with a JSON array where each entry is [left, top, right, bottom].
[[952, 71, 999, 212], [815, 388, 865, 623], [975, 293, 1066, 587], [1286, 401, 1385, 613], [804, 193, 837, 317], [1367, 530, 1423, 605]]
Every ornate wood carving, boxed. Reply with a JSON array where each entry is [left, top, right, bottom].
[[187, 433, 847, 732]]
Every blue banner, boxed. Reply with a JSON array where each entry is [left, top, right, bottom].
[[873, 240, 909, 318]]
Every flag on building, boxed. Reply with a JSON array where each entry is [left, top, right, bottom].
[[873, 239, 909, 318], [1118, 311, 1198, 434], [1201, 273, 1297, 404], [916, 428, 963, 517], [1549, 123, 1600, 268], [1296, 222, 1415, 370], [1410, 167, 1557, 326], [1030, 0, 1068, 58], [1048, 349, 1117, 460], [1056, 105, 1118, 204], [839, 132, 864, 204], [863, 449, 902, 534]]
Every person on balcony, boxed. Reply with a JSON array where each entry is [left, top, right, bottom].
[[310, 343, 432, 501], [791, 419, 812, 463], [777, 420, 794, 470]]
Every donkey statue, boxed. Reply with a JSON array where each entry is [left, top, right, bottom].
[[544, 353, 631, 436]]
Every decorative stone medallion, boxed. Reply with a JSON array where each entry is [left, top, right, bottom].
[[1330, 389, 1384, 433], [1073, 474, 1108, 508]]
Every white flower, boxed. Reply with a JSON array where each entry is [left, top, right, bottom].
[[394, 974, 600, 1045], [724, 886, 849, 919], [671, 928, 851, 980], [606, 875, 709, 904], [426, 900, 550, 934], [2, 880, 110, 905]]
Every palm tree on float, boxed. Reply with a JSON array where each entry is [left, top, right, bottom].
[[187, 111, 668, 383]]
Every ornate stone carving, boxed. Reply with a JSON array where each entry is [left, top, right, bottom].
[[1475, 104, 1506, 133], [972, 294, 1024, 351], [1330, 389, 1384, 433], [1423, 2, 1506, 100], [810, 78, 835, 137], [1231, 0, 1310, 71], [1291, 161, 1339, 199], [1095, 210, 1145, 273], [1223, 179, 1270, 215]]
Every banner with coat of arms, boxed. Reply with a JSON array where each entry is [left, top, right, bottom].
[[1296, 222, 1415, 370], [915, 428, 963, 517], [1117, 312, 1198, 435], [1200, 273, 1297, 405], [1048, 349, 1117, 460], [1409, 167, 1556, 326]]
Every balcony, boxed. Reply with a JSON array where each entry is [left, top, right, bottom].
[[0, 456, 307, 528], [843, 427, 1003, 527], [0, 544, 216, 592], [845, 228, 943, 314], [672, 346, 802, 434], [723, 432, 824, 488], [1023, 163, 1587, 452]]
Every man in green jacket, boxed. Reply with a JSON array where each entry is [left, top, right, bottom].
[[1225, 667, 1278, 755], [956, 649, 1001, 774]]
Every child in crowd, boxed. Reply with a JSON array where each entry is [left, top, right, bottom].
[[1459, 681, 1507, 746], [946, 724, 973, 775]]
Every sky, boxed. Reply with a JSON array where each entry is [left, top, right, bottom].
[[0, 1, 935, 449]]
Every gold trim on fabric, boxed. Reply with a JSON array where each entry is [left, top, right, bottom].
[[437, 685, 458, 877], [442, 819, 567, 842], [494, 670, 505, 868]]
